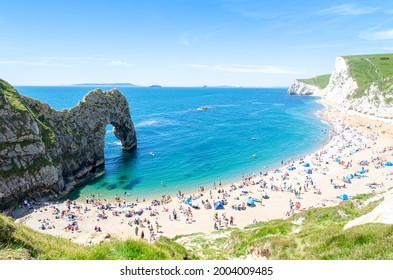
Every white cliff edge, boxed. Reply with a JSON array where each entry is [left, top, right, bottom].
[[288, 56, 393, 119]]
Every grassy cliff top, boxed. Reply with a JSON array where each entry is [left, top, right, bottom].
[[175, 193, 393, 260], [0, 213, 193, 260], [298, 74, 331, 89], [343, 53, 393, 87], [343, 53, 393, 102]]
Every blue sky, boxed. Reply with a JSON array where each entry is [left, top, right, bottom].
[[1, 0, 393, 86]]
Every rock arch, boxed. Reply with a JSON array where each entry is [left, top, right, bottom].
[[0, 80, 137, 210]]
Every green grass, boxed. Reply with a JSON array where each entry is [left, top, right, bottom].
[[0, 79, 28, 112], [344, 53, 393, 101], [0, 214, 195, 260], [298, 74, 331, 89], [177, 194, 393, 260]]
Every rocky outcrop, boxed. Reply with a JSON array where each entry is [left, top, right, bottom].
[[288, 80, 325, 96], [0, 79, 137, 210]]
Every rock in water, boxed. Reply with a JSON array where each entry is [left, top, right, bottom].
[[0, 79, 137, 210]]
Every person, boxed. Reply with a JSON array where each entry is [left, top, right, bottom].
[[230, 216, 234, 226], [141, 230, 145, 240], [135, 225, 139, 236]]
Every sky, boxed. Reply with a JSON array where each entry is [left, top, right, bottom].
[[1, 0, 393, 87]]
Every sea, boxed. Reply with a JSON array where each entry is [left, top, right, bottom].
[[15, 86, 330, 201]]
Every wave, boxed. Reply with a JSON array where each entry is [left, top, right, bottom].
[[108, 141, 122, 146], [136, 118, 180, 128], [136, 120, 160, 127], [207, 104, 241, 108]]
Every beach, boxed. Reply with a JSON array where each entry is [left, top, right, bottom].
[[12, 99, 393, 245]]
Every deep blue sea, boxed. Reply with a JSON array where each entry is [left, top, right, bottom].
[[15, 86, 330, 200]]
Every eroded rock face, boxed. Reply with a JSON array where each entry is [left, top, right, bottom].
[[0, 79, 137, 210], [287, 80, 325, 97]]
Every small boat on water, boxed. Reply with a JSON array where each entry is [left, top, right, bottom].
[[197, 106, 208, 111], [150, 152, 155, 156], [251, 137, 256, 140]]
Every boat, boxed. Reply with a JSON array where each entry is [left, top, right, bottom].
[[197, 106, 208, 111], [251, 137, 256, 140], [150, 152, 155, 156]]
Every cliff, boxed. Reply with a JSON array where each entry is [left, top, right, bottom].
[[287, 77, 328, 97], [0, 79, 137, 210], [288, 54, 393, 119]]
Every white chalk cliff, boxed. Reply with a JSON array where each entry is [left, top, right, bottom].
[[287, 80, 325, 97], [288, 56, 393, 119]]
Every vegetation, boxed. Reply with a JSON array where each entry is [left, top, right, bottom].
[[298, 74, 331, 89], [176, 194, 393, 260], [344, 54, 393, 102], [0, 79, 29, 112], [0, 213, 194, 260]]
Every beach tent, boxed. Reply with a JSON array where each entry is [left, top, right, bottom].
[[306, 169, 312, 174], [360, 160, 368, 166], [287, 166, 296, 171], [339, 194, 349, 201], [214, 200, 224, 210], [303, 163, 310, 167], [261, 192, 269, 199], [347, 174, 354, 179], [190, 202, 200, 209], [385, 161, 393, 167], [357, 168, 365, 174], [204, 202, 212, 209], [343, 178, 351, 183], [185, 197, 192, 205], [245, 197, 255, 206], [334, 158, 340, 162], [136, 209, 143, 215]]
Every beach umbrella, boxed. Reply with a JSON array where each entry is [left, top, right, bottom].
[[306, 169, 312, 174], [339, 194, 349, 201], [360, 160, 368, 166], [343, 178, 351, 183], [303, 163, 310, 167], [287, 166, 296, 171], [214, 200, 224, 210], [347, 174, 354, 179], [385, 161, 393, 167], [357, 168, 365, 174], [185, 197, 192, 205], [334, 158, 340, 162], [245, 197, 255, 205]]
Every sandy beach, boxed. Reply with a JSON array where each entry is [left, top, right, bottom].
[[12, 99, 393, 245]]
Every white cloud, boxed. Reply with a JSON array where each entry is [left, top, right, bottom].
[[109, 60, 133, 67], [359, 29, 393, 40], [321, 4, 378, 15], [187, 64, 300, 74], [0, 59, 72, 67], [380, 47, 393, 50]]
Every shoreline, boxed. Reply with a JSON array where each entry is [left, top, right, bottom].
[[11, 97, 393, 245]]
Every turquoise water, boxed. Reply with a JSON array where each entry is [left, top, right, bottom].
[[16, 86, 330, 200]]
